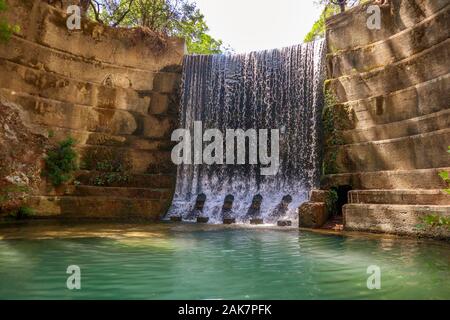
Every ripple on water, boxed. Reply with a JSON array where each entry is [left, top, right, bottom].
[[0, 223, 449, 299]]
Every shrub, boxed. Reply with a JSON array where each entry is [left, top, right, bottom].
[[421, 214, 450, 229], [325, 189, 339, 216], [8, 206, 34, 220], [44, 137, 78, 186], [417, 146, 450, 230], [0, 0, 19, 43]]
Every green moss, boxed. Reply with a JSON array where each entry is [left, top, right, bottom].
[[0, 0, 19, 42], [325, 189, 338, 216]]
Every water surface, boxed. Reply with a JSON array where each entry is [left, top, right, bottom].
[[0, 222, 448, 299]]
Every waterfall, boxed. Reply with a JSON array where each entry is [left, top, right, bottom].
[[168, 40, 326, 224]]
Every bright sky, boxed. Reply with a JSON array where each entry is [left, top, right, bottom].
[[194, 0, 323, 53]]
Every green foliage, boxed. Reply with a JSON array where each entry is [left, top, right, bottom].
[[440, 146, 450, 195], [305, 1, 371, 43], [0, 0, 15, 42], [44, 137, 78, 186], [438, 147, 450, 194], [325, 189, 338, 215], [91, 172, 130, 186], [304, 5, 338, 42], [88, 0, 227, 54], [321, 90, 353, 175], [416, 147, 450, 230], [8, 206, 35, 220], [419, 214, 450, 230]]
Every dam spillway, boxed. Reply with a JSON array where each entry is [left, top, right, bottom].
[[168, 40, 326, 224]]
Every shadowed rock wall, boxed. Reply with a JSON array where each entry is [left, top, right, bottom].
[[308, 0, 449, 238], [0, 0, 185, 220]]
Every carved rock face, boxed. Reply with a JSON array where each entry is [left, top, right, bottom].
[[0, 100, 48, 214]]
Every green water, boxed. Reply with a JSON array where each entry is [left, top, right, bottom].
[[0, 222, 449, 299]]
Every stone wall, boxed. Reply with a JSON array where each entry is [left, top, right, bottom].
[[0, 0, 185, 220], [300, 0, 450, 238]]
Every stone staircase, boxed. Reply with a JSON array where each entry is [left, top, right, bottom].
[[300, 0, 450, 238], [0, 0, 183, 220]]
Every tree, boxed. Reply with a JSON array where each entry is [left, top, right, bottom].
[[304, 5, 338, 42], [87, 0, 227, 54], [304, 0, 367, 42]]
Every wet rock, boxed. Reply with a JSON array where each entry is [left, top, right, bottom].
[[277, 220, 292, 227], [223, 218, 236, 224], [197, 217, 209, 223], [250, 218, 264, 225]]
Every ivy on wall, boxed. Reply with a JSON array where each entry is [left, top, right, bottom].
[[321, 90, 354, 175]]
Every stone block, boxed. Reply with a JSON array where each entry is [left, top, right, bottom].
[[298, 202, 328, 228]]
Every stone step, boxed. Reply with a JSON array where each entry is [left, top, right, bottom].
[[0, 89, 177, 139], [77, 145, 175, 174], [343, 203, 450, 238], [4, 0, 184, 71], [321, 167, 450, 190], [0, 34, 181, 91], [348, 189, 450, 205], [66, 185, 173, 200], [75, 171, 176, 189], [30, 125, 175, 152], [327, 38, 450, 103], [0, 60, 152, 114], [333, 129, 450, 173], [326, 0, 449, 52], [342, 109, 450, 144], [26, 195, 170, 220], [327, 5, 450, 78], [334, 74, 449, 131]]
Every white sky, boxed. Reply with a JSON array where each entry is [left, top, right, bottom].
[[194, 0, 323, 53]]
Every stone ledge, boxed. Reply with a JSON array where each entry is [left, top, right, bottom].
[[334, 129, 450, 173], [327, 38, 450, 103], [75, 171, 176, 188], [3, 0, 184, 71], [77, 145, 174, 174], [321, 167, 450, 190], [344, 203, 450, 239], [342, 108, 450, 144], [326, 0, 449, 52], [67, 186, 173, 200], [25, 195, 171, 220], [327, 5, 450, 78], [335, 73, 450, 130], [29, 125, 175, 152], [0, 61, 151, 114], [0, 35, 179, 91], [348, 189, 450, 205]]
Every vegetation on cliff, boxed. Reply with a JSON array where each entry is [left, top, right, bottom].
[[418, 147, 450, 230], [304, 0, 369, 42], [0, 0, 16, 42], [87, 0, 227, 54], [44, 137, 78, 186]]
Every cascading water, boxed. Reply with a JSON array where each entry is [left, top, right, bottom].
[[168, 40, 326, 224]]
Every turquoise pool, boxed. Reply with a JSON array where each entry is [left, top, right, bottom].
[[0, 222, 449, 299]]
